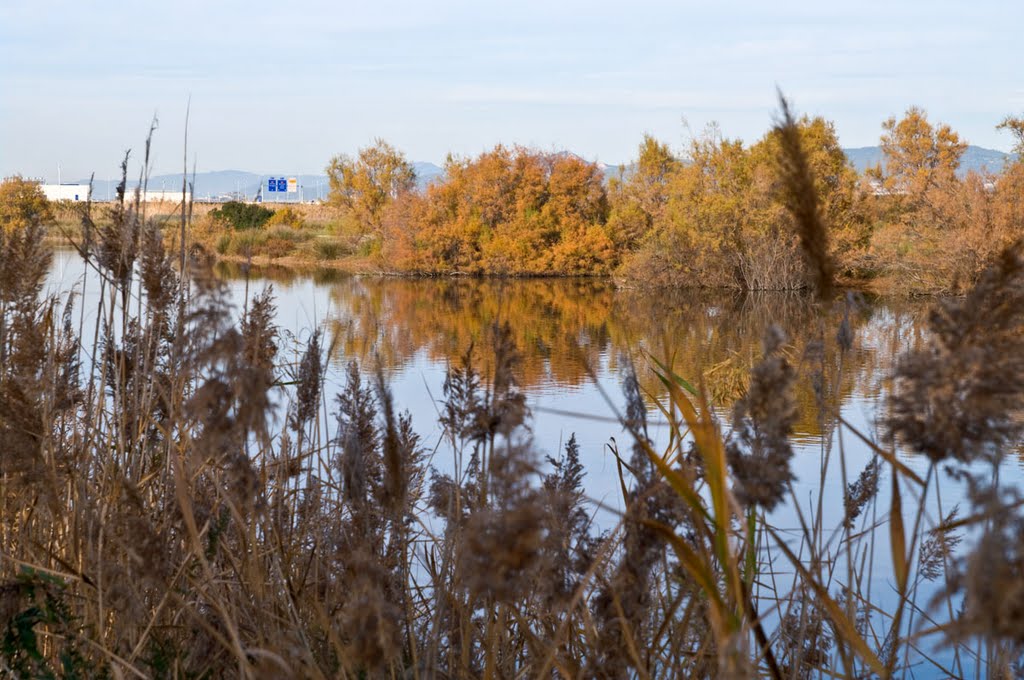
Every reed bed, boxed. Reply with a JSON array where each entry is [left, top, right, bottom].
[[2, 103, 1024, 678]]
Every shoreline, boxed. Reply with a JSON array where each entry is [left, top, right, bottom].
[[45, 234, 901, 297], [44, 227, 932, 297]]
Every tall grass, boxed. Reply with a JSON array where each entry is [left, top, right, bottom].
[[2, 103, 1024, 678]]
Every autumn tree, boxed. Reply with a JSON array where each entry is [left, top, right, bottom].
[[606, 135, 681, 253], [886, 110, 1024, 291], [0, 177, 54, 235], [997, 115, 1024, 157], [627, 135, 679, 214], [750, 115, 869, 276], [0, 177, 53, 331], [544, 154, 613, 272], [865, 108, 1009, 291], [991, 115, 1024, 262], [872, 106, 967, 199], [326, 139, 416, 236], [382, 146, 612, 275], [467, 148, 612, 274], [620, 126, 758, 288], [620, 116, 866, 290]]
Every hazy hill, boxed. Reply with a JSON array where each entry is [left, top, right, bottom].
[[72, 147, 1016, 202], [600, 146, 1014, 184], [78, 163, 446, 202], [412, 162, 445, 186], [78, 170, 322, 203], [843, 145, 1016, 176]]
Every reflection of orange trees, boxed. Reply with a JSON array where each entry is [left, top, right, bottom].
[[611, 292, 851, 438], [323, 278, 907, 437], [327, 278, 619, 388]]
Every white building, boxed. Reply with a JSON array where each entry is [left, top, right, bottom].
[[40, 184, 91, 202], [126, 189, 193, 203]]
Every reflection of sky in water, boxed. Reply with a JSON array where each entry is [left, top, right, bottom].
[[46, 249, 1017, 677]]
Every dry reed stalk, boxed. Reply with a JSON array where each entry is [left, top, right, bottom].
[[773, 92, 835, 299]]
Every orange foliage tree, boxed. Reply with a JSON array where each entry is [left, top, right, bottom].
[[382, 146, 613, 275], [326, 139, 416, 248], [865, 108, 1021, 292], [620, 117, 865, 290], [345, 109, 1021, 288], [0, 177, 54, 235], [606, 135, 681, 257]]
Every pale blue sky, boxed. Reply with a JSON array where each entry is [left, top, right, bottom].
[[2, 0, 1021, 181]]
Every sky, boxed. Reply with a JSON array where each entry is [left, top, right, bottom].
[[2, 0, 1022, 181]]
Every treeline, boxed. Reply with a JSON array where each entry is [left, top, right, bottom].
[[327, 108, 1024, 292]]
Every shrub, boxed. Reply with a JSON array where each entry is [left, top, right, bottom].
[[261, 226, 307, 258], [266, 206, 305, 229], [222, 226, 310, 259], [265, 225, 304, 242], [262, 238, 294, 259], [313, 238, 347, 260], [210, 200, 273, 231], [215, 233, 232, 254], [0, 176, 54, 234], [226, 229, 267, 255]]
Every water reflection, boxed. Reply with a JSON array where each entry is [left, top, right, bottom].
[[314, 278, 923, 441], [215, 259, 349, 287], [174, 261, 1024, 541], [205, 260, 934, 448]]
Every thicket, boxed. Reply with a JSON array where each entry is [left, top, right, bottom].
[[164, 107, 1024, 291], [209, 200, 274, 231], [320, 110, 1023, 292], [382, 147, 614, 275], [2, 102, 1024, 677]]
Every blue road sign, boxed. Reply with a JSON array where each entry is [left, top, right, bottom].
[[267, 178, 277, 192], [276, 179, 287, 192]]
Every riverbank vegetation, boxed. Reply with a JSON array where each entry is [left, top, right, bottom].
[[369, 107, 1020, 292], [18, 107, 1023, 293], [2, 101, 1024, 676]]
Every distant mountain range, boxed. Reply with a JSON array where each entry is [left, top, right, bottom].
[[76, 162, 447, 202], [843, 145, 1016, 176], [78, 170, 324, 203], [74, 147, 1015, 201]]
